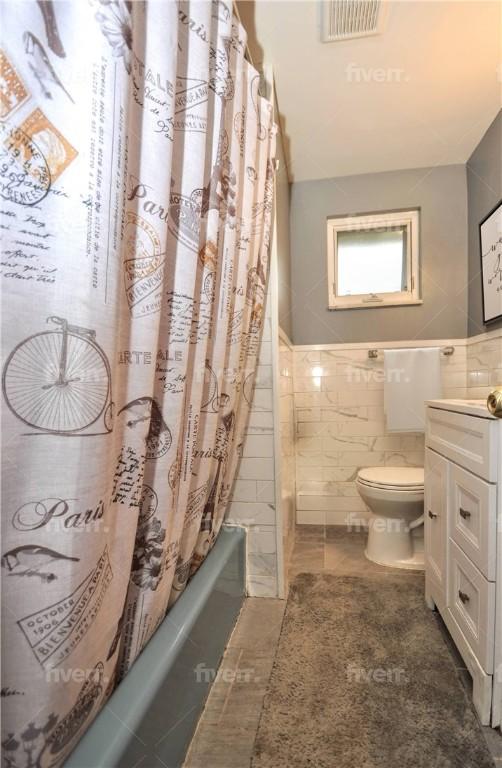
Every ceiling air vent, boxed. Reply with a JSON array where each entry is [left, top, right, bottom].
[[320, 0, 386, 42]]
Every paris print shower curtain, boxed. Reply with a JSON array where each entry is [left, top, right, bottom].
[[0, 1, 276, 764]]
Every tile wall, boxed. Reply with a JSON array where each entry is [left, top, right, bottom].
[[224, 325, 502, 597], [294, 342, 468, 526], [226, 288, 280, 598], [466, 329, 502, 398], [279, 332, 296, 591]]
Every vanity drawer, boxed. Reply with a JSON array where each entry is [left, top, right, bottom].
[[447, 539, 495, 673], [426, 407, 498, 481], [449, 464, 497, 580]]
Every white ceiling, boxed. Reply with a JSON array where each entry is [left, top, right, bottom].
[[239, 0, 502, 181]]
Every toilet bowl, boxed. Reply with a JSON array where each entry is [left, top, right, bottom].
[[356, 466, 425, 570]]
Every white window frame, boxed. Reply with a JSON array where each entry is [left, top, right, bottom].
[[327, 209, 421, 310]]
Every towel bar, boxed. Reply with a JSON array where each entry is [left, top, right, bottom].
[[367, 346, 454, 359]]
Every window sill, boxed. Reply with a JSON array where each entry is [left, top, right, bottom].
[[328, 299, 424, 311]]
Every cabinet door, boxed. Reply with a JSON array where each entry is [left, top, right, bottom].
[[447, 539, 495, 673], [449, 463, 497, 580], [425, 449, 448, 599]]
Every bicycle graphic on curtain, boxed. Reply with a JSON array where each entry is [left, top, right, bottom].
[[2, 316, 113, 435]]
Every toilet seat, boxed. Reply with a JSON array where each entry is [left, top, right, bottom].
[[357, 466, 424, 492]]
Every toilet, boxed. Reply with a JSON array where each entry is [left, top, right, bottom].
[[356, 467, 425, 570]]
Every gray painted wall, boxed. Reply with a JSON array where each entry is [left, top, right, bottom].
[[290, 164, 468, 345], [467, 110, 502, 337]]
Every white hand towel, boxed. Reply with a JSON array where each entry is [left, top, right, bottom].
[[383, 348, 442, 432]]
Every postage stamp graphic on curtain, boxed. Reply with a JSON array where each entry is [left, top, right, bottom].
[[0, 49, 30, 118], [0, 121, 51, 205], [119, 397, 172, 459], [123, 210, 165, 316], [139, 484, 158, 524], [17, 108, 78, 182], [17, 547, 113, 669], [168, 187, 204, 252], [174, 76, 208, 133]]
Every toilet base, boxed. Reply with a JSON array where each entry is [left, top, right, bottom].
[[365, 548, 425, 570], [365, 515, 425, 571]]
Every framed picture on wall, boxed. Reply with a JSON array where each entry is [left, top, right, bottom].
[[480, 200, 502, 324]]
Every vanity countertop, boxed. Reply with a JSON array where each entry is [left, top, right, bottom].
[[426, 398, 495, 419]]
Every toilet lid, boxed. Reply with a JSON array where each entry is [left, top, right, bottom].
[[357, 466, 424, 490]]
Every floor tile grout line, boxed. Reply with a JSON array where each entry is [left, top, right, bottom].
[[222, 648, 244, 716]]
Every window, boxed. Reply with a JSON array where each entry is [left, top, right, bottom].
[[327, 209, 421, 309]]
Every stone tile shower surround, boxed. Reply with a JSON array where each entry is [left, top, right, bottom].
[[226, 290, 280, 598], [224, 324, 296, 599], [293, 336, 495, 527], [279, 332, 296, 589]]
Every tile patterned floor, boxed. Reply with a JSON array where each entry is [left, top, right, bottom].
[[184, 526, 502, 766], [183, 598, 286, 768]]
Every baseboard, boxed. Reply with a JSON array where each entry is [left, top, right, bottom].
[[296, 509, 370, 527]]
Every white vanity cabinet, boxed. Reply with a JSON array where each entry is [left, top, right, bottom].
[[424, 400, 502, 727]]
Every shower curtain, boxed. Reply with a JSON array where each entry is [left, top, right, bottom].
[[0, 1, 276, 764]]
